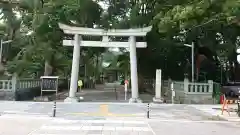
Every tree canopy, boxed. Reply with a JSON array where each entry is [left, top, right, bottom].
[[0, 0, 240, 83]]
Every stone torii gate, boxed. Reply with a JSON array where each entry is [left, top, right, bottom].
[[58, 23, 152, 103]]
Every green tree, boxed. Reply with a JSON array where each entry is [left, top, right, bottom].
[[1, 0, 105, 77]]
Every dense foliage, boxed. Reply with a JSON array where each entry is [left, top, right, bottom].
[[0, 0, 240, 83]]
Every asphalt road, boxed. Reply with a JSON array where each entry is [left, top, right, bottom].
[[0, 102, 223, 120], [0, 102, 240, 135]]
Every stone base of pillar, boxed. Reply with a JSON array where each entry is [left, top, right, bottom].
[[64, 97, 80, 102], [153, 97, 163, 103], [129, 98, 142, 103]]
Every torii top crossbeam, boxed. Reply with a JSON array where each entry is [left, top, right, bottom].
[[58, 23, 152, 36]]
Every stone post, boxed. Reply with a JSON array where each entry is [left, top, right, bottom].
[[11, 73, 18, 100], [183, 78, 189, 93], [64, 34, 81, 102], [153, 69, 163, 103], [183, 77, 189, 103], [208, 80, 213, 93], [168, 77, 172, 89], [129, 36, 142, 103], [12, 74, 17, 91], [208, 80, 214, 103]]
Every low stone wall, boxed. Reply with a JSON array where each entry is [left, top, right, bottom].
[[0, 91, 16, 100], [0, 87, 41, 101], [0, 80, 68, 101], [164, 91, 213, 104], [15, 87, 41, 101], [184, 94, 213, 104], [15, 81, 68, 101]]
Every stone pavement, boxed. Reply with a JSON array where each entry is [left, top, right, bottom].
[[1, 102, 240, 135], [33, 83, 154, 102], [1, 114, 240, 135], [33, 118, 153, 135], [0, 102, 224, 121], [74, 88, 153, 102], [0, 114, 153, 135]]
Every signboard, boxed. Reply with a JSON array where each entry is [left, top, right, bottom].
[[40, 76, 59, 100]]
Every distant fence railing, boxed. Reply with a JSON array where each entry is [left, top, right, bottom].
[[0, 80, 12, 91], [0, 77, 67, 92], [143, 78, 216, 104], [17, 79, 41, 90], [0, 75, 68, 100], [165, 79, 214, 104]]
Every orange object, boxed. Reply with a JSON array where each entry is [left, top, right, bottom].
[[220, 95, 224, 104], [221, 95, 229, 115], [221, 95, 238, 116], [221, 99, 230, 116]]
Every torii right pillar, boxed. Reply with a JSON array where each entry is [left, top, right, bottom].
[[129, 36, 142, 103]]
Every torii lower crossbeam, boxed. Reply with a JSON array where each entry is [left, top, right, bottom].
[[63, 40, 147, 48]]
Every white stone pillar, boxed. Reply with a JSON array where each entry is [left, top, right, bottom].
[[153, 69, 163, 103], [207, 80, 213, 93], [183, 77, 189, 103], [64, 34, 81, 102], [183, 78, 189, 93], [129, 36, 142, 103]]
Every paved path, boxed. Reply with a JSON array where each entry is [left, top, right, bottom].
[[1, 102, 240, 134], [74, 88, 153, 102], [46, 85, 153, 102]]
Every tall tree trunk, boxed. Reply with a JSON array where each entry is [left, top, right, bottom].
[[44, 60, 53, 76], [95, 54, 99, 82], [0, 63, 4, 75]]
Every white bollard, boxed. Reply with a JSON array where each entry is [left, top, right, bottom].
[[124, 83, 128, 100], [171, 82, 175, 104]]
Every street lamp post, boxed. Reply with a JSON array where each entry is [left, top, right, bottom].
[[184, 42, 194, 82], [236, 48, 240, 117], [0, 39, 12, 62]]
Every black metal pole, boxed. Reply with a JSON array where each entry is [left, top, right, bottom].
[[147, 103, 150, 119], [237, 101, 240, 117], [53, 101, 56, 117], [114, 84, 118, 100]]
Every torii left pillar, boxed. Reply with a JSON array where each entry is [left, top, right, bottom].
[[64, 34, 81, 102]]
